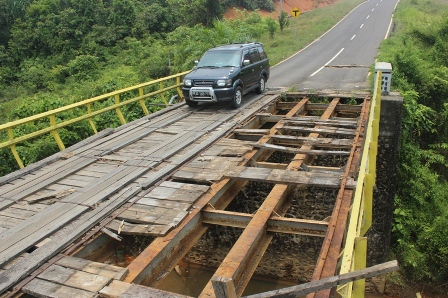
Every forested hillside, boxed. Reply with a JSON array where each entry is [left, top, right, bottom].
[[0, 0, 274, 107]]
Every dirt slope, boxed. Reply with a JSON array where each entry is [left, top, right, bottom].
[[224, 0, 337, 19]]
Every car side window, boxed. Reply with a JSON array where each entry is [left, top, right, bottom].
[[250, 48, 260, 62], [257, 45, 267, 60], [243, 50, 251, 65]]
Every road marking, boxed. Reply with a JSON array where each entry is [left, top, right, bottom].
[[310, 48, 345, 77], [367, 15, 370, 19], [372, 8, 375, 11], [360, 24, 364, 28], [351, 35, 356, 40]]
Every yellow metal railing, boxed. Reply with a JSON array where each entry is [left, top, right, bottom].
[[0, 71, 189, 168], [336, 72, 382, 298]]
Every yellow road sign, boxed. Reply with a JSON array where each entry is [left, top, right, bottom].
[[291, 7, 301, 18]]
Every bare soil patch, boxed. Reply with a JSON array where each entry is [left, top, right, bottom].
[[224, 0, 339, 19]]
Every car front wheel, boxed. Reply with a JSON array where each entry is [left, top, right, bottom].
[[255, 76, 266, 94], [231, 86, 243, 108]]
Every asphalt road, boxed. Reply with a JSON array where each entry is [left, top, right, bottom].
[[266, 0, 400, 92]]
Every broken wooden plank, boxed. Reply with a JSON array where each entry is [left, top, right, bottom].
[[117, 204, 164, 224], [26, 188, 77, 204], [107, 219, 171, 236]]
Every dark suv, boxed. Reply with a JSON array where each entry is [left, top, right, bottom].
[[182, 42, 270, 108]]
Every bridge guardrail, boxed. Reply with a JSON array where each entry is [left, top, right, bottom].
[[0, 71, 189, 168], [336, 72, 382, 298]]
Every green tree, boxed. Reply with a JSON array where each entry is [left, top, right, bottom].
[[278, 11, 290, 31]]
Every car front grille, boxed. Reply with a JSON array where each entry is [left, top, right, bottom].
[[193, 80, 214, 87]]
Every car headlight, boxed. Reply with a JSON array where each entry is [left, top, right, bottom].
[[184, 79, 192, 87], [217, 79, 232, 87]]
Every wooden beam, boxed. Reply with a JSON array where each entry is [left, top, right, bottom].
[[200, 98, 320, 297], [202, 209, 328, 237], [249, 142, 351, 155], [223, 166, 354, 189], [211, 276, 238, 298]]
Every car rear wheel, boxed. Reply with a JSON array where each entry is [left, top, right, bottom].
[[231, 86, 243, 108], [255, 76, 266, 94], [185, 98, 198, 107]]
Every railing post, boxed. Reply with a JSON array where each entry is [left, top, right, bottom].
[[7, 127, 24, 168], [361, 173, 374, 236], [159, 82, 168, 106], [86, 103, 97, 134], [49, 114, 65, 150], [176, 75, 184, 101], [138, 87, 149, 115], [353, 237, 368, 298], [114, 94, 126, 125]]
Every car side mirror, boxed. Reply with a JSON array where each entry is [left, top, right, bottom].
[[243, 59, 251, 66]]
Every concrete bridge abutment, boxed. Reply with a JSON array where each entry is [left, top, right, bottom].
[[368, 91, 403, 266]]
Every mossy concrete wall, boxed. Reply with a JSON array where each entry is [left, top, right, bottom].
[[368, 91, 403, 265]]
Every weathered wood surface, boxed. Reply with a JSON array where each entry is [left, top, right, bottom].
[[55, 255, 128, 280], [37, 264, 112, 292], [22, 278, 97, 298], [249, 142, 351, 155], [280, 126, 357, 136], [0, 94, 283, 295], [107, 219, 171, 236], [0, 92, 367, 297], [20, 256, 130, 298], [271, 135, 353, 148], [176, 165, 354, 189], [0, 185, 142, 294], [99, 280, 190, 298]]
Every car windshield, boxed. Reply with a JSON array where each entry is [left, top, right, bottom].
[[197, 50, 241, 68]]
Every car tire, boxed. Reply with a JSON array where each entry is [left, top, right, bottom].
[[255, 76, 266, 94], [185, 98, 198, 107], [231, 86, 243, 108]]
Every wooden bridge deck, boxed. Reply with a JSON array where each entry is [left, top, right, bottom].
[[0, 91, 370, 297]]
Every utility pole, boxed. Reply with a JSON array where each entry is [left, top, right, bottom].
[[280, 0, 283, 13]]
